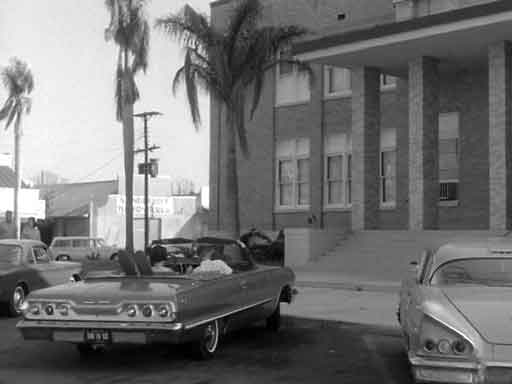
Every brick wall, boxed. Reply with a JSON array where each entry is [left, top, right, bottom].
[[210, 0, 494, 233]]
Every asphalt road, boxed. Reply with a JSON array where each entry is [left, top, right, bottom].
[[0, 315, 413, 384]]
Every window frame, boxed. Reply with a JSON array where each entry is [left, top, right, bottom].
[[324, 65, 352, 98], [379, 146, 397, 208], [438, 112, 460, 204], [323, 147, 352, 209], [275, 139, 311, 211], [380, 74, 397, 91]]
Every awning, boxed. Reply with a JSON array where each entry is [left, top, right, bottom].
[[293, 0, 512, 74]]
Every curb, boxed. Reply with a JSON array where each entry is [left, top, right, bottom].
[[295, 279, 400, 293]]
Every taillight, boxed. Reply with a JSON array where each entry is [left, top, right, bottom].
[[44, 304, 54, 315], [158, 305, 170, 318], [126, 305, 137, 317], [419, 315, 473, 358], [142, 305, 153, 318], [56, 304, 69, 316]]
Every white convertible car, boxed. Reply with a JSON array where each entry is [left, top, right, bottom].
[[398, 238, 512, 384]]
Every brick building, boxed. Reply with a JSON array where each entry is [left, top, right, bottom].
[[209, 0, 512, 236]]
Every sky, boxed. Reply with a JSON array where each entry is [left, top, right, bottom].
[[0, 0, 212, 188]]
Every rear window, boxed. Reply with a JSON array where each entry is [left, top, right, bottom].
[[431, 258, 512, 286], [0, 244, 22, 264], [52, 239, 71, 247]]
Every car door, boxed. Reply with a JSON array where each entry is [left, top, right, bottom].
[[222, 243, 272, 326], [30, 245, 70, 286]]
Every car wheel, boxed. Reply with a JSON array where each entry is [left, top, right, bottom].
[[266, 303, 281, 332], [8, 284, 27, 317], [192, 320, 220, 360], [76, 344, 104, 358]]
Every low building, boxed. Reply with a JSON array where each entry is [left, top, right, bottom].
[[0, 155, 45, 220], [40, 176, 208, 250]]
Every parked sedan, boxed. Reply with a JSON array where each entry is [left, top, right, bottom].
[[0, 239, 81, 317], [50, 236, 119, 262], [398, 238, 512, 384], [17, 237, 297, 359]]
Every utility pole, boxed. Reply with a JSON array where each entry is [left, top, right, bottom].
[[134, 111, 162, 253]]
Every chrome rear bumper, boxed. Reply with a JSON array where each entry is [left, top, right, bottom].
[[17, 319, 185, 345], [410, 355, 512, 384]]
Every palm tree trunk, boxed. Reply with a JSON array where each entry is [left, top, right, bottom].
[[122, 49, 134, 255], [123, 95, 134, 254], [14, 119, 21, 240], [224, 111, 240, 238]]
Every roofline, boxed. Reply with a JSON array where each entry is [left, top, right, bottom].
[[294, 0, 512, 56], [37, 179, 118, 188], [210, 0, 234, 8]]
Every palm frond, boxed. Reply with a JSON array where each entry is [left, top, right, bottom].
[[0, 97, 14, 121], [226, 0, 262, 65], [4, 101, 18, 130], [131, 17, 150, 74], [155, 5, 213, 51], [183, 50, 201, 128], [115, 53, 123, 121], [1, 57, 34, 96]]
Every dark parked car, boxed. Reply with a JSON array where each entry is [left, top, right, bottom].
[[0, 239, 81, 316]]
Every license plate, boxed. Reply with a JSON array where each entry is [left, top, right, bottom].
[[84, 329, 112, 344]]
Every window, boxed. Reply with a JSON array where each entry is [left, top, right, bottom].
[[276, 138, 310, 209], [33, 247, 50, 263], [276, 48, 310, 106], [324, 133, 352, 207], [324, 66, 351, 97], [439, 112, 459, 202], [380, 129, 397, 207], [380, 74, 397, 90], [52, 239, 71, 247], [278, 48, 294, 77], [72, 239, 89, 248]]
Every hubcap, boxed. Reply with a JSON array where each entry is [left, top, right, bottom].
[[204, 322, 218, 353], [13, 287, 25, 313]]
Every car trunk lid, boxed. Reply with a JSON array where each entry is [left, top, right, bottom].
[[28, 277, 202, 305], [443, 286, 512, 344]]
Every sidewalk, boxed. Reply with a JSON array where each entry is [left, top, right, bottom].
[[294, 270, 401, 293], [282, 286, 400, 328]]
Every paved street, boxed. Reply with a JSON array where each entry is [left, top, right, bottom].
[[0, 288, 413, 384]]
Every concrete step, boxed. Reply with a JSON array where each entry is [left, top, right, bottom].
[[295, 230, 506, 283]]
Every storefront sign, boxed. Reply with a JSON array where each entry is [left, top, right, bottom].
[[115, 196, 174, 218]]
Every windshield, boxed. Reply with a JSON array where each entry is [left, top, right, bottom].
[[0, 245, 22, 264], [431, 258, 512, 286]]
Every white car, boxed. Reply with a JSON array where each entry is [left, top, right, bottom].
[[398, 238, 512, 383], [49, 237, 119, 262]]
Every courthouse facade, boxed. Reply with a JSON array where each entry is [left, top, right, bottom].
[[209, 0, 512, 233]]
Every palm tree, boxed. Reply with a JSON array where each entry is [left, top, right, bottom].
[[156, 0, 309, 238], [105, 0, 150, 254], [0, 58, 34, 240]]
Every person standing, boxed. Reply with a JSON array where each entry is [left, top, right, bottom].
[[21, 217, 40, 241], [0, 211, 17, 239]]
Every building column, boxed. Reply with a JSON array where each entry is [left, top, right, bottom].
[[489, 42, 512, 230], [351, 67, 381, 231], [310, 65, 325, 229], [408, 57, 440, 230]]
